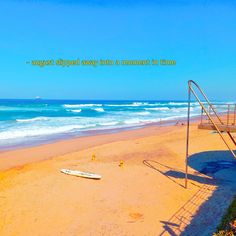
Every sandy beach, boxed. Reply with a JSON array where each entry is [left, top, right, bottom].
[[0, 122, 236, 236]]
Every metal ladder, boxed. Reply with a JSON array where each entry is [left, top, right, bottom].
[[185, 80, 236, 188]]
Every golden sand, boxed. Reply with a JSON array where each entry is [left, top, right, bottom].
[[0, 123, 235, 235]]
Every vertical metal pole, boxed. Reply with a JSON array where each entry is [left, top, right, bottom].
[[208, 105, 211, 123], [227, 104, 230, 125], [185, 84, 191, 189], [201, 107, 203, 124], [234, 105, 236, 125]]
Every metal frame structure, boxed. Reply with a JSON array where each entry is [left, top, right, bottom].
[[200, 103, 236, 127], [185, 80, 236, 188]]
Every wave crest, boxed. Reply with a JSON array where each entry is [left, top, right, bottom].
[[145, 107, 169, 111], [64, 104, 102, 108], [16, 117, 49, 123], [70, 109, 82, 113], [94, 108, 104, 112]]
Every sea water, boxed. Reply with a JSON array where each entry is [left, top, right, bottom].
[[0, 99, 229, 150]]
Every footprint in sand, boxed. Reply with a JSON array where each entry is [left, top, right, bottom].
[[129, 212, 143, 221]]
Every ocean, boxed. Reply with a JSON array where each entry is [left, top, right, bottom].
[[0, 99, 229, 150]]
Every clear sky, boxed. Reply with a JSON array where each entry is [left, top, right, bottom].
[[0, 0, 235, 100]]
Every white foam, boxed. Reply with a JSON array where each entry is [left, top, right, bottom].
[[16, 117, 49, 123], [145, 107, 170, 111], [106, 104, 133, 107], [94, 108, 104, 112], [132, 102, 149, 106], [170, 107, 194, 112], [124, 118, 142, 125], [0, 124, 97, 140], [64, 104, 102, 108], [70, 109, 82, 113], [99, 121, 119, 126], [168, 102, 188, 106], [136, 111, 151, 115], [106, 102, 147, 107]]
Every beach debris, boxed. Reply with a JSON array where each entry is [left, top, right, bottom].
[[91, 154, 96, 161], [175, 120, 185, 126], [119, 160, 124, 167], [129, 212, 143, 220]]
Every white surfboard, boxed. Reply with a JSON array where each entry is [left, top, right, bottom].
[[60, 168, 101, 180]]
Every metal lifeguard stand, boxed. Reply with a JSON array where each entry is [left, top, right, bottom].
[[185, 80, 236, 188]]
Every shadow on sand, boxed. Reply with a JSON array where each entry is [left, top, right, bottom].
[[143, 150, 236, 236]]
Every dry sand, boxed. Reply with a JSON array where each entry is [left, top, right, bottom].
[[0, 123, 236, 236]]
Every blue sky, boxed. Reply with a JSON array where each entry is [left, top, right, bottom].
[[0, 0, 235, 100]]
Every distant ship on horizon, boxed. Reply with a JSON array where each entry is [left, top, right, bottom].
[[35, 96, 42, 100]]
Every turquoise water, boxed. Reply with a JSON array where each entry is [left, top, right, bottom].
[[0, 99, 228, 149]]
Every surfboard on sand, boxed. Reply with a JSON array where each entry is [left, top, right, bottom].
[[60, 168, 101, 180]]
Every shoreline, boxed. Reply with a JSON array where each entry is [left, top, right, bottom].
[[0, 115, 201, 171], [0, 123, 177, 171], [0, 116, 189, 152], [0, 114, 200, 152]]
